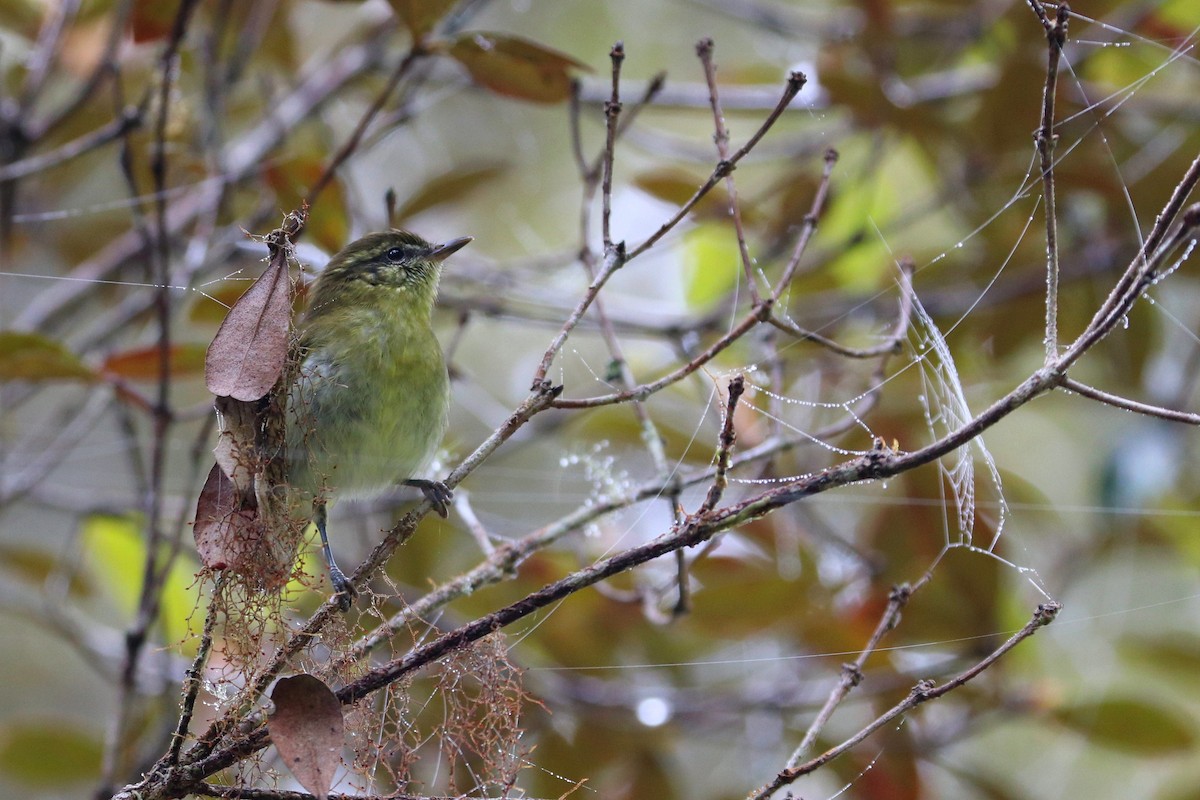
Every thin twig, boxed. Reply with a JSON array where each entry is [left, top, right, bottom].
[[601, 41, 624, 250], [1062, 377, 1200, 424], [306, 45, 421, 207], [697, 375, 745, 515], [168, 580, 221, 766], [626, 71, 805, 261], [1030, 0, 1069, 362], [749, 602, 1061, 799], [550, 303, 764, 408], [787, 584, 911, 767], [772, 148, 838, 299], [101, 4, 201, 794], [697, 38, 760, 305]]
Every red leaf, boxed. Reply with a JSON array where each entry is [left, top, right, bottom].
[[269, 675, 344, 800]]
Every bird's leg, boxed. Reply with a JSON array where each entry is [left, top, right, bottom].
[[314, 501, 355, 611], [404, 479, 453, 518]]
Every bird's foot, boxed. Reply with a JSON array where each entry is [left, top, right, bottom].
[[405, 478, 453, 518], [329, 564, 357, 612]]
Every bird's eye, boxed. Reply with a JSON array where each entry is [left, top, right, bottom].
[[385, 247, 405, 263]]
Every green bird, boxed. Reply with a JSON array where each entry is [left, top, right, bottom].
[[285, 229, 470, 606]]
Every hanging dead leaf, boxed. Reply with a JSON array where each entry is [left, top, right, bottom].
[[204, 212, 305, 401], [192, 463, 258, 573], [269, 675, 344, 800], [444, 33, 589, 104], [0, 331, 95, 382], [388, 0, 459, 40]]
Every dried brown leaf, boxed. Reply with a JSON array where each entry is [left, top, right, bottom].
[[269, 675, 344, 800], [192, 463, 258, 573], [204, 214, 305, 401]]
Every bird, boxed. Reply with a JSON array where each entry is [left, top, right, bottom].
[[283, 229, 470, 607]]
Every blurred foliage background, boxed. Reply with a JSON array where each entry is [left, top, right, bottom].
[[1, 0, 1199, 798]]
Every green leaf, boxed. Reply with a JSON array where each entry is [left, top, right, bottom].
[[0, 720, 102, 786], [0, 331, 95, 382], [389, 0, 458, 40], [681, 223, 742, 308], [445, 33, 589, 104], [81, 514, 204, 651], [1053, 697, 1196, 755]]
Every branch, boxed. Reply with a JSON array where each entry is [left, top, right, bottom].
[[1062, 377, 1200, 424], [1029, 0, 1069, 362], [697, 37, 760, 305], [626, 71, 805, 261], [748, 602, 1061, 799]]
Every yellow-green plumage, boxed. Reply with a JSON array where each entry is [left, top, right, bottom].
[[285, 229, 469, 604]]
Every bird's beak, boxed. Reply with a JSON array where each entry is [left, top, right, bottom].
[[429, 236, 473, 261]]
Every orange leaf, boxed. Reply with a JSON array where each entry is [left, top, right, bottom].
[[101, 343, 208, 381], [446, 33, 589, 104]]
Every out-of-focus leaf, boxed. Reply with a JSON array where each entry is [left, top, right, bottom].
[[0, 331, 95, 382], [389, 0, 458, 40], [1153, 0, 1196, 31], [81, 513, 203, 650], [205, 221, 297, 401], [189, 281, 256, 324], [633, 168, 739, 222], [100, 343, 208, 381], [0, 544, 92, 595], [264, 156, 348, 255], [0, 720, 101, 785], [444, 33, 589, 104], [1053, 697, 1195, 755], [0, 0, 43, 37], [130, 0, 182, 43], [1119, 633, 1200, 680], [393, 163, 507, 223], [269, 675, 344, 800], [681, 223, 742, 308]]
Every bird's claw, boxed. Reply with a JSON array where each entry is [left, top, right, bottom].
[[329, 565, 357, 612], [405, 478, 453, 518]]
